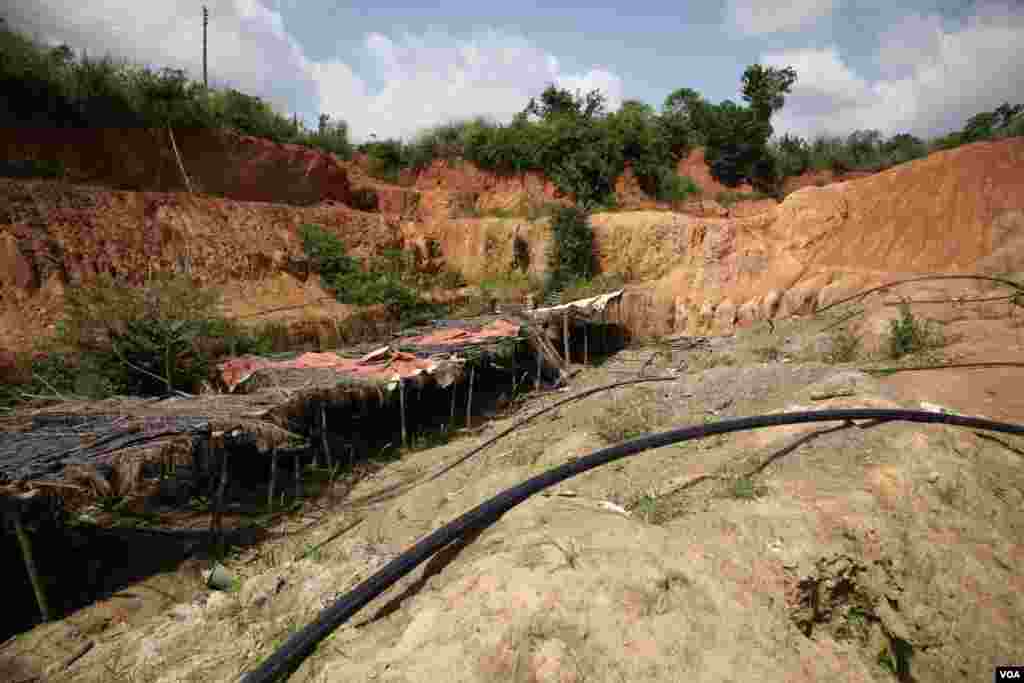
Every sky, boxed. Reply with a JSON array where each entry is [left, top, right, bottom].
[[4, 0, 1023, 143]]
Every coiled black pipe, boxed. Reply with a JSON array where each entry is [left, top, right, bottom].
[[240, 409, 1024, 683]]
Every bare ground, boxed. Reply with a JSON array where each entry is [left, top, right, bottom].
[[3, 290, 1024, 683]]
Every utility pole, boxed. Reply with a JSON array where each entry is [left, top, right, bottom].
[[202, 5, 208, 89]]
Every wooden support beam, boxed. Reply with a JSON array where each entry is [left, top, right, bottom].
[[13, 508, 51, 623], [535, 346, 542, 391], [466, 366, 475, 430], [294, 452, 302, 501], [583, 321, 589, 365], [399, 380, 408, 449], [320, 402, 330, 468], [267, 447, 278, 512], [563, 311, 570, 364], [209, 446, 229, 557], [448, 381, 457, 433], [601, 309, 607, 354]]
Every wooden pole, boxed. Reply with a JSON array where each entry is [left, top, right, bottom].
[[535, 343, 542, 390], [399, 380, 408, 449], [13, 509, 51, 623], [267, 447, 278, 512], [563, 311, 570, 364], [583, 321, 589, 365], [602, 308, 607, 354], [210, 447, 229, 557], [320, 402, 330, 468], [448, 381, 457, 433], [466, 365, 475, 430], [294, 453, 302, 501]]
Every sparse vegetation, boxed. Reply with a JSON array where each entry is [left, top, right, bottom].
[[729, 476, 758, 500], [714, 190, 772, 208], [885, 300, 945, 360], [557, 272, 628, 303], [825, 326, 862, 363], [299, 223, 444, 324], [594, 399, 659, 444], [0, 272, 276, 405]]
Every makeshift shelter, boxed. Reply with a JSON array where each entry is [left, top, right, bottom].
[[0, 302, 623, 630]]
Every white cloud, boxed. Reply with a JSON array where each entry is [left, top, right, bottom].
[[317, 29, 624, 142], [763, 2, 1024, 139], [4, 3, 624, 142], [725, 0, 838, 35]]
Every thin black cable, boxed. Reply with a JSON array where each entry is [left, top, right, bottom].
[[240, 408, 1024, 683]]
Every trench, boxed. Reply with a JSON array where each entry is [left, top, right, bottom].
[[2, 319, 628, 643]]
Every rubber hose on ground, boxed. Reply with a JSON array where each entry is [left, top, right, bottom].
[[240, 409, 1024, 683]]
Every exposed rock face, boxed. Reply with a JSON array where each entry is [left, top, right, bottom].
[[0, 128, 352, 206], [676, 147, 755, 196], [630, 138, 1024, 338], [0, 178, 399, 352]]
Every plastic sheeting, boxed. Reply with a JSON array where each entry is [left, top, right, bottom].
[[217, 318, 527, 393]]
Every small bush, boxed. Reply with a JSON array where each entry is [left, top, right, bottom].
[[729, 477, 758, 499], [655, 171, 701, 202], [886, 301, 944, 359], [46, 272, 238, 396], [299, 223, 444, 324]]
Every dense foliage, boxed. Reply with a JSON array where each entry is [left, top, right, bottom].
[[0, 23, 352, 158], [545, 206, 596, 294]]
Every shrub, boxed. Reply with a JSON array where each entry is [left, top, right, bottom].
[[545, 206, 596, 295], [53, 272, 232, 395], [299, 223, 443, 323], [886, 300, 944, 359]]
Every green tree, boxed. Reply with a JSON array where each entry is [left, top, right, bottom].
[[546, 206, 596, 293], [661, 87, 706, 156], [740, 64, 798, 123]]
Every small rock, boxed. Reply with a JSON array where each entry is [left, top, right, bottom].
[[927, 471, 941, 484]]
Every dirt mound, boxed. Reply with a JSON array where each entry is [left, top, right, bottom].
[[0, 128, 352, 207]]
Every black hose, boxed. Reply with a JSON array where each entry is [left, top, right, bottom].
[[239, 408, 1024, 683], [337, 375, 682, 511]]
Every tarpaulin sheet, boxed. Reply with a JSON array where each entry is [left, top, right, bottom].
[[528, 289, 623, 319], [217, 318, 525, 393]]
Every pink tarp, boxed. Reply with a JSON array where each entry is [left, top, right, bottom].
[[401, 318, 522, 347], [217, 318, 525, 393]]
